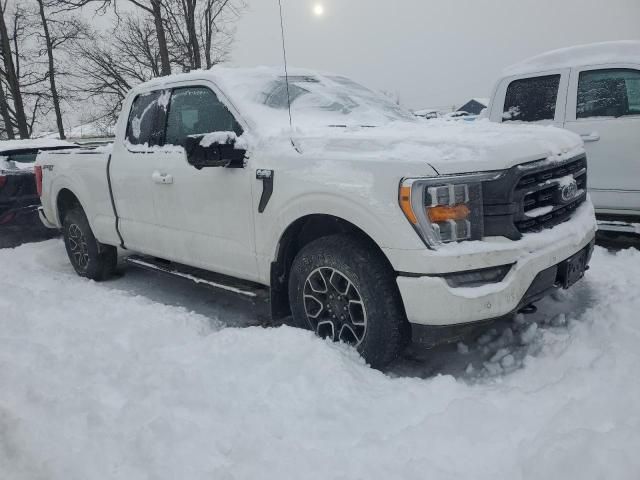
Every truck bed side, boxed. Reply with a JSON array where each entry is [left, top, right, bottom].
[[36, 149, 120, 247]]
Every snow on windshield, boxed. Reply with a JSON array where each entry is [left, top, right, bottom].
[[210, 67, 415, 133], [262, 75, 413, 126]]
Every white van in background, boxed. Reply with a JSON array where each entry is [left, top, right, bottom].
[[487, 41, 640, 233]]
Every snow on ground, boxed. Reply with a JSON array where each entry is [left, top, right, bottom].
[[1, 239, 640, 479]]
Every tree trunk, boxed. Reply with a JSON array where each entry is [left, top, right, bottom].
[[36, 0, 66, 139], [186, 0, 201, 69], [0, 2, 29, 138], [202, 1, 214, 68], [0, 81, 15, 139], [151, 0, 171, 76]]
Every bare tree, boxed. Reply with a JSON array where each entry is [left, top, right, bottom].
[[35, 0, 85, 139], [70, 17, 161, 123], [57, 0, 243, 127], [164, 0, 244, 72], [0, 2, 62, 139], [0, 67, 14, 138], [53, 0, 172, 76], [0, 2, 29, 138], [201, 0, 244, 68]]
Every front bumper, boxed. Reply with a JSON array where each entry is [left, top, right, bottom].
[[394, 201, 597, 326]]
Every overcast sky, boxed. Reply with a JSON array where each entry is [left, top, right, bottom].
[[230, 0, 640, 110]]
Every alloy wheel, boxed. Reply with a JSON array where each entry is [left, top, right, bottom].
[[303, 267, 367, 346], [68, 223, 89, 271]]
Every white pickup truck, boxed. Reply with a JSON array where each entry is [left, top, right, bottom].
[[487, 41, 640, 233], [36, 67, 596, 368]]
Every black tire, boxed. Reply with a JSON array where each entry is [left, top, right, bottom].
[[288, 234, 409, 369], [62, 207, 117, 281]]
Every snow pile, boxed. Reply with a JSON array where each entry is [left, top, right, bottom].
[[2, 240, 640, 479]]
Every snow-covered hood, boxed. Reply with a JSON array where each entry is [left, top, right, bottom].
[[288, 119, 584, 175]]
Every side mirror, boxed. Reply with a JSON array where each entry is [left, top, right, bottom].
[[183, 134, 246, 169]]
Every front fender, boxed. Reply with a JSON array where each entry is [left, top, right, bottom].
[[254, 190, 426, 283]]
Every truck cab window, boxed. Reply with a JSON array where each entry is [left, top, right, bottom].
[[577, 69, 640, 119], [165, 87, 243, 146], [126, 91, 168, 146], [503, 75, 560, 122]]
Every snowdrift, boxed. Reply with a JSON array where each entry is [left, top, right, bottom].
[[1, 240, 639, 479]]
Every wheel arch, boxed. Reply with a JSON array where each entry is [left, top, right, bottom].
[[269, 214, 397, 320], [56, 188, 84, 225]]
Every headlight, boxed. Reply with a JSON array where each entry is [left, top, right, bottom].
[[399, 172, 500, 247]]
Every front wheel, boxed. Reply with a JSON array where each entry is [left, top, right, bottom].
[[63, 207, 117, 281], [288, 234, 409, 369]]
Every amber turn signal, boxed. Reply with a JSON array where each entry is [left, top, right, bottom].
[[399, 185, 418, 225], [427, 204, 470, 223]]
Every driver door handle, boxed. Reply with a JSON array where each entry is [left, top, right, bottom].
[[580, 132, 600, 142], [152, 171, 174, 185]]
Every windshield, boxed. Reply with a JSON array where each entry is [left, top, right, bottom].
[[262, 75, 415, 127]]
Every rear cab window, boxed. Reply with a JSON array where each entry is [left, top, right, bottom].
[[126, 90, 170, 146], [502, 75, 561, 122]]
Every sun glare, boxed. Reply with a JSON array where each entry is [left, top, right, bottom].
[[313, 3, 324, 16]]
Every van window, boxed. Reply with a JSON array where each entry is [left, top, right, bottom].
[[165, 87, 243, 146], [577, 69, 640, 119], [502, 75, 561, 122], [126, 90, 169, 146]]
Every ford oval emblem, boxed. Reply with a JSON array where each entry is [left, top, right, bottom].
[[560, 180, 578, 203]]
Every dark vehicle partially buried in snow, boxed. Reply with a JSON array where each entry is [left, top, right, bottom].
[[0, 139, 78, 228], [35, 67, 597, 368]]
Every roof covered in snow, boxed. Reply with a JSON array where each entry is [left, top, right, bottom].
[[0, 138, 77, 153], [504, 40, 640, 76]]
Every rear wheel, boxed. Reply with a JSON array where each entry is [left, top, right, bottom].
[[63, 207, 117, 281], [288, 234, 409, 369]]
